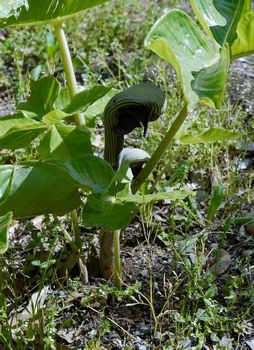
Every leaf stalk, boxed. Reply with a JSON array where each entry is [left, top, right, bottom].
[[131, 103, 188, 193]]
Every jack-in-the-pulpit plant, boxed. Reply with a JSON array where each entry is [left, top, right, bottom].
[[0, 0, 253, 288], [0, 0, 191, 287]]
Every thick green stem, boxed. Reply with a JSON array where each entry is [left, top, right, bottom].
[[114, 230, 122, 289], [131, 103, 188, 193], [53, 21, 85, 255], [53, 21, 85, 126]]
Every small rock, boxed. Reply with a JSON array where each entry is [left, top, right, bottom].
[[246, 223, 254, 235], [239, 157, 254, 170]]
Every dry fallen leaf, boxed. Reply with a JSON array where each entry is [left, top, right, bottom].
[[31, 215, 44, 230]]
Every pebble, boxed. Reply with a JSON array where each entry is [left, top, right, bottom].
[[246, 223, 254, 235]]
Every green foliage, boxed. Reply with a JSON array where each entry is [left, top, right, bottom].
[[38, 123, 92, 160], [0, 212, 12, 254], [207, 184, 224, 221], [179, 127, 241, 144], [190, 0, 249, 46], [0, 115, 47, 150], [63, 85, 112, 114], [145, 0, 254, 111], [0, 1, 253, 348], [0, 0, 112, 27], [0, 162, 81, 218], [145, 10, 229, 111], [83, 193, 136, 230], [17, 76, 61, 115], [190, 0, 254, 59]]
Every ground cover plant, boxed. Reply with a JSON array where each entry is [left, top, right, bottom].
[[0, 0, 254, 349]]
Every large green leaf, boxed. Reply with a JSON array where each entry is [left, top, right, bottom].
[[231, 11, 254, 59], [17, 76, 61, 115], [42, 110, 70, 125], [38, 123, 92, 160], [0, 212, 12, 254], [179, 127, 241, 144], [0, 1, 27, 18], [0, 166, 13, 202], [82, 194, 135, 230], [52, 155, 114, 193], [84, 88, 119, 119], [82, 188, 193, 230], [0, 0, 111, 27], [145, 10, 230, 111], [63, 86, 112, 114], [0, 115, 47, 150], [0, 163, 80, 218], [121, 189, 193, 204], [190, 0, 250, 46]]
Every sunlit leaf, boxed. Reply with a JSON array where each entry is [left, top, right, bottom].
[[231, 11, 254, 59], [145, 10, 229, 111], [84, 88, 119, 118], [121, 189, 193, 204], [0, 0, 28, 18], [17, 76, 61, 115], [63, 86, 112, 114], [0, 0, 111, 27], [190, 0, 250, 45], [0, 166, 13, 201], [179, 127, 241, 144], [38, 123, 92, 160], [0, 162, 80, 218], [0, 212, 12, 254], [0, 115, 47, 150], [42, 110, 70, 125]]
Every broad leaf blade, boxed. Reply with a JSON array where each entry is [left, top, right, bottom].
[[0, 163, 81, 218], [38, 123, 92, 160], [84, 88, 119, 118], [231, 12, 254, 59], [207, 184, 224, 221], [190, 0, 250, 46], [0, 115, 47, 150], [42, 110, 70, 125], [145, 10, 229, 111], [0, 1, 27, 18], [0, 212, 12, 254], [0, 0, 111, 27], [52, 155, 114, 193], [0, 166, 13, 201], [179, 127, 241, 144], [82, 194, 135, 230], [82, 188, 193, 230], [17, 76, 61, 115], [63, 86, 112, 114], [121, 189, 193, 204]]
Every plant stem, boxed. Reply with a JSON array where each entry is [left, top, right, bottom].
[[53, 21, 85, 126], [131, 103, 188, 193], [114, 230, 122, 289], [70, 210, 82, 249]]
